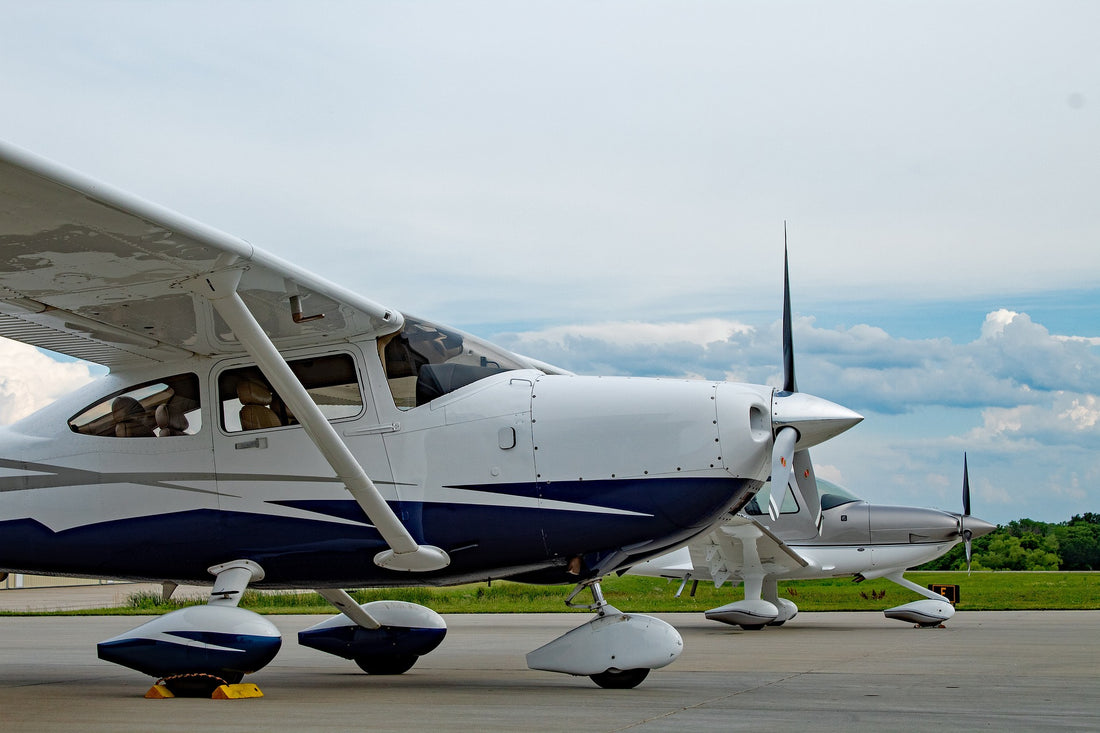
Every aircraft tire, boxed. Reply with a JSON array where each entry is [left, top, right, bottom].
[[354, 654, 418, 675], [738, 624, 767, 631], [589, 668, 650, 689], [162, 671, 244, 697]]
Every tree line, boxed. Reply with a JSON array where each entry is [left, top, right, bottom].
[[919, 513, 1100, 571]]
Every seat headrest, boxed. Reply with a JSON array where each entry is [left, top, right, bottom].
[[237, 380, 273, 406], [155, 403, 189, 432], [111, 395, 144, 420]]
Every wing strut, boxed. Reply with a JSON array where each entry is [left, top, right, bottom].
[[184, 267, 450, 572]]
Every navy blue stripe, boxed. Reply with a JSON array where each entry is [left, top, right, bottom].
[[1, 476, 757, 587]]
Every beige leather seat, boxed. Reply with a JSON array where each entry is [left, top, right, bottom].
[[155, 403, 189, 436], [112, 396, 156, 437], [238, 381, 281, 431]]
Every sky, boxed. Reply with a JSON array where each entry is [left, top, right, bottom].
[[0, 1, 1097, 525]]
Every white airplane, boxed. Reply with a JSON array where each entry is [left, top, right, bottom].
[[630, 455, 997, 629], [0, 140, 862, 695]]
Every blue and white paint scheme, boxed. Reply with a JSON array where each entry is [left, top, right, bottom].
[[0, 140, 862, 692]]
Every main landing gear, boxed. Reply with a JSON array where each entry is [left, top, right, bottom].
[[880, 571, 956, 627], [526, 579, 682, 689], [705, 575, 799, 630], [97, 560, 281, 698], [96, 563, 450, 697], [297, 589, 447, 674], [96, 565, 678, 695]]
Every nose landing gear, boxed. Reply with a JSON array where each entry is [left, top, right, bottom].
[[526, 578, 682, 689]]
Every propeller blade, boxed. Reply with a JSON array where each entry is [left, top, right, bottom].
[[768, 427, 798, 520], [761, 240, 859, 535], [790, 449, 822, 532], [961, 453, 975, 572], [782, 229, 797, 394], [962, 452, 971, 516]]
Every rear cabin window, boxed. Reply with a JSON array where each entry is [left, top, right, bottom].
[[218, 353, 364, 433], [68, 374, 202, 438]]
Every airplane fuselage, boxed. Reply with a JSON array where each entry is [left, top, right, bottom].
[[0, 334, 777, 588], [783, 500, 975, 579], [632, 499, 988, 585]]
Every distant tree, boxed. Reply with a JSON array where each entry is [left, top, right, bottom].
[[975, 533, 1060, 570], [1056, 515, 1100, 570], [916, 514, 1100, 571]]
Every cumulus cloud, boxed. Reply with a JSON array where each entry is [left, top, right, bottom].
[[966, 392, 1099, 449], [1061, 395, 1099, 430], [495, 308, 1100, 417], [510, 318, 753, 350], [975, 309, 1097, 393], [0, 339, 97, 424]]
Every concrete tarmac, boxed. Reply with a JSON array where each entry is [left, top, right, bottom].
[[1, 607, 1098, 732]]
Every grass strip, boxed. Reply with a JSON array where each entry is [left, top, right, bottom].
[[3, 571, 1095, 616]]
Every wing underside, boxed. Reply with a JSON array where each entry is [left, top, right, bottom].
[[0, 140, 401, 369]]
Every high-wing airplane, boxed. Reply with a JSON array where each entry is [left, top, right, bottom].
[[630, 455, 997, 628], [0, 140, 861, 695]]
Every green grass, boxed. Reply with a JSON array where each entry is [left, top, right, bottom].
[[7, 571, 1094, 616]]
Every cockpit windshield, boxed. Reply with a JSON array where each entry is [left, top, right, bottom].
[[817, 479, 862, 510], [743, 480, 800, 516], [380, 316, 540, 409]]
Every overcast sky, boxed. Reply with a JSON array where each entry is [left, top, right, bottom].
[[1, 2, 1097, 525]]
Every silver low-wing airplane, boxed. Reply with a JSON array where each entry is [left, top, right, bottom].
[[630, 455, 996, 628], [0, 141, 861, 695]]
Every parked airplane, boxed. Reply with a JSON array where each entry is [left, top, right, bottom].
[[0, 140, 861, 695], [630, 455, 996, 628]]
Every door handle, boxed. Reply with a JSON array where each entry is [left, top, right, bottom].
[[234, 437, 268, 450]]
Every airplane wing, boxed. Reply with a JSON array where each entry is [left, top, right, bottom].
[[0, 139, 454, 573], [690, 513, 808, 587], [0, 140, 402, 369]]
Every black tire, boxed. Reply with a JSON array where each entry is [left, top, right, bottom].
[[768, 619, 787, 627], [589, 668, 650, 689], [354, 654, 418, 675], [162, 670, 243, 697]]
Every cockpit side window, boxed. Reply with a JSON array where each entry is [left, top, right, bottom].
[[217, 353, 364, 433], [744, 481, 801, 516], [380, 316, 530, 409], [68, 374, 202, 438]]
